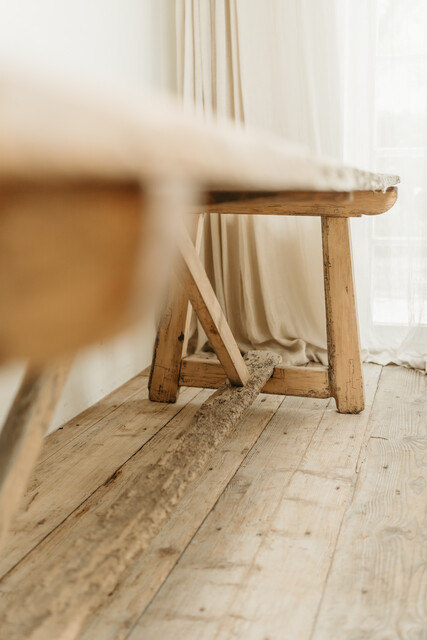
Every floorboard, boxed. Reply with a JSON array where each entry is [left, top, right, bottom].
[[0, 376, 199, 579], [312, 365, 427, 640], [80, 390, 284, 640], [130, 364, 381, 640], [0, 364, 424, 640]]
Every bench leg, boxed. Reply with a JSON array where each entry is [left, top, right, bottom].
[[148, 281, 190, 403], [321, 217, 364, 413], [0, 359, 71, 548], [149, 214, 204, 402]]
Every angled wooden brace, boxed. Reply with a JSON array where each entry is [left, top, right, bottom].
[[149, 223, 249, 401], [178, 227, 249, 387]]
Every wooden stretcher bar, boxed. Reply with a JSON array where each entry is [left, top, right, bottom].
[[179, 355, 330, 398]]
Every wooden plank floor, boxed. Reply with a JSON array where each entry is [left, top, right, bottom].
[[0, 364, 425, 639]]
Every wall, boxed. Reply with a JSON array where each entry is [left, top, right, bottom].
[[0, 0, 176, 90], [0, 0, 176, 431]]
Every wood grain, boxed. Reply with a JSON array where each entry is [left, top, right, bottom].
[[0, 382, 200, 579], [0, 391, 207, 639], [322, 216, 364, 413], [201, 187, 398, 217], [149, 281, 190, 402], [149, 214, 205, 403], [178, 229, 249, 387], [312, 366, 427, 639], [180, 354, 329, 397], [0, 353, 278, 639], [79, 391, 284, 640], [39, 372, 147, 464], [181, 214, 206, 358], [2, 364, 422, 640], [132, 365, 381, 640]]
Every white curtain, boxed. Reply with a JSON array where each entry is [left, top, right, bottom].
[[344, 0, 427, 371], [176, 0, 427, 372]]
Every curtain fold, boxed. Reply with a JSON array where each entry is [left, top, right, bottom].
[[346, 0, 427, 370], [176, 0, 427, 371]]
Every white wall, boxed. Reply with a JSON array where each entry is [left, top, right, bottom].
[[0, 0, 176, 91], [0, 0, 176, 431]]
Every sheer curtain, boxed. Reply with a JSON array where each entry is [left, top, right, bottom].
[[176, 0, 427, 372], [345, 0, 427, 370]]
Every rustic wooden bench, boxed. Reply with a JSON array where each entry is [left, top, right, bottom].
[[150, 187, 398, 415], [0, 69, 399, 585]]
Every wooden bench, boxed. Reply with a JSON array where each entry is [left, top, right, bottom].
[[150, 187, 398, 415], [0, 70, 399, 564]]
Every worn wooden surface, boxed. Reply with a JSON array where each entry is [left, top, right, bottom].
[[148, 281, 189, 402], [178, 228, 249, 387], [1, 363, 424, 640], [149, 214, 205, 403], [131, 364, 382, 640], [0, 377, 200, 579], [322, 216, 364, 413], [39, 371, 148, 464], [0, 352, 278, 639], [313, 366, 427, 640], [79, 391, 284, 640], [202, 187, 398, 217], [180, 354, 330, 398], [0, 360, 71, 549], [180, 215, 205, 358]]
